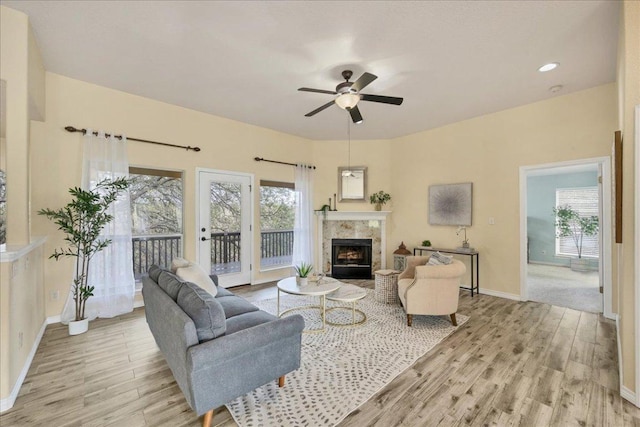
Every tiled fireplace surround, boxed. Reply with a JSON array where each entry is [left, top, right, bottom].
[[315, 211, 390, 276]]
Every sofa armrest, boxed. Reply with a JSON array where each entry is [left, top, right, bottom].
[[187, 314, 304, 370]]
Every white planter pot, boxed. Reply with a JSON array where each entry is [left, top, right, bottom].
[[68, 318, 89, 335], [570, 258, 590, 272], [297, 277, 308, 286]]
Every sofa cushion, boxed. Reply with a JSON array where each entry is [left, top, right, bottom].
[[176, 263, 217, 296], [158, 270, 185, 301], [225, 310, 278, 335], [177, 282, 226, 342], [216, 295, 259, 319], [148, 264, 164, 282], [215, 287, 234, 298]]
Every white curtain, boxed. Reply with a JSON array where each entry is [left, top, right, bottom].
[[61, 130, 135, 322], [292, 164, 314, 267]]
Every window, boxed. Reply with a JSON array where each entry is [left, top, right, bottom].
[[260, 180, 295, 269], [129, 167, 183, 280], [555, 186, 599, 258]]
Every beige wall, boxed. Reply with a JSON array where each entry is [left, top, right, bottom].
[[389, 83, 617, 296], [32, 72, 313, 317], [617, 0, 639, 397]]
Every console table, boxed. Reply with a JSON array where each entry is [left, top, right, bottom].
[[413, 246, 479, 297]]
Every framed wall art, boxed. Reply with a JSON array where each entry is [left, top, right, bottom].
[[429, 182, 473, 226]]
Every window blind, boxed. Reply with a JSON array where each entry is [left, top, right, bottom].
[[555, 186, 599, 258]]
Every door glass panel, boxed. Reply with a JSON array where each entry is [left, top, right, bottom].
[[209, 182, 242, 275]]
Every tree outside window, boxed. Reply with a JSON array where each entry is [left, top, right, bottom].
[[129, 167, 183, 280], [260, 181, 295, 269]]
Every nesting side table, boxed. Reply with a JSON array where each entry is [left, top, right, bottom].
[[374, 269, 400, 304]]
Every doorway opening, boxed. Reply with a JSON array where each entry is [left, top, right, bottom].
[[520, 157, 612, 318]]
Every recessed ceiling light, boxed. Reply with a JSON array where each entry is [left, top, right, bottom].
[[538, 63, 559, 72]]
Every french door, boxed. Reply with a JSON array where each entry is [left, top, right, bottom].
[[197, 169, 252, 288]]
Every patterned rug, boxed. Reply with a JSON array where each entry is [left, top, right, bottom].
[[225, 289, 468, 427]]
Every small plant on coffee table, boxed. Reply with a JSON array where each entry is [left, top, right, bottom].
[[295, 262, 313, 278]]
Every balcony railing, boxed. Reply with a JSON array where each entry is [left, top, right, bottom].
[[132, 229, 294, 279]]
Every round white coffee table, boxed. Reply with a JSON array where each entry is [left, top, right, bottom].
[[277, 276, 341, 333], [326, 283, 367, 326]]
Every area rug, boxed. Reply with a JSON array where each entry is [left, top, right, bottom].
[[225, 289, 468, 427]]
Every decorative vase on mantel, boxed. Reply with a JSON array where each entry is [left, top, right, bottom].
[[374, 203, 382, 211]]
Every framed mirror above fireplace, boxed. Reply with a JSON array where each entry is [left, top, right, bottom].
[[338, 166, 367, 202]]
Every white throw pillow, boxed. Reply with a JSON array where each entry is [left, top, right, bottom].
[[171, 257, 191, 273], [175, 263, 218, 296]]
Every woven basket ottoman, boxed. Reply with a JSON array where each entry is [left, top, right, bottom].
[[374, 269, 400, 304]]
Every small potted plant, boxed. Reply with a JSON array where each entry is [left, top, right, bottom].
[[421, 240, 432, 247], [370, 191, 391, 211], [294, 262, 313, 286], [38, 178, 130, 335]]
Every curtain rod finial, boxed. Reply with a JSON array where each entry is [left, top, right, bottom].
[[254, 157, 263, 161]]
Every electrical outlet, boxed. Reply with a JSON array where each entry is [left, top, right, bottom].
[[11, 262, 19, 278], [542, 250, 547, 255], [51, 290, 60, 301], [25, 255, 30, 270], [18, 332, 23, 348], [488, 217, 495, 225]]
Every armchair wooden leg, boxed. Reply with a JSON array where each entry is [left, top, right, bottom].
[[278, 375, 285, 388], [450, 313, 457, 326], [202, 409, 214, 427], [407, 314, 413, 327]]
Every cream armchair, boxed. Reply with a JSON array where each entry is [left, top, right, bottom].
[[397, 256, 466, 327]]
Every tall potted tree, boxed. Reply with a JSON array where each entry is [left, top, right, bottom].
[[39, 178, 129, 335], [553, 205, 599, 271]]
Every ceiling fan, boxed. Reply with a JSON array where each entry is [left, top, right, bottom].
[[298, 70, 403, 124]]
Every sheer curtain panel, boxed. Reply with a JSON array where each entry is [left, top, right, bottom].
[[292, 165, 314, 267], [60, 130, 135, 322]]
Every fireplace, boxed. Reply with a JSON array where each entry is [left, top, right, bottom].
[[331, 238, 373, 279]]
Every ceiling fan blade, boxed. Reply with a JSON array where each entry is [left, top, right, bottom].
[[298, 87, 338, 95], [351, 72, 377, 92], [360, 94, 404, 105], [349, 105, 363, 124], [305, 100, 335, 117]]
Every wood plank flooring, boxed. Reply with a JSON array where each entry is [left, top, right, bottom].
[[1, 280, 639, 426]]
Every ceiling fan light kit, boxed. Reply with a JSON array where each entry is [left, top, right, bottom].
[[299, 69, 403, 123], [335, 93, 360, 110]]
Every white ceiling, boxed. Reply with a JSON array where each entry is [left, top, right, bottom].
[[1, 1, 619, 140]]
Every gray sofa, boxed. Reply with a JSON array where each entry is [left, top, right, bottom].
[[142, 265, 305, 427]]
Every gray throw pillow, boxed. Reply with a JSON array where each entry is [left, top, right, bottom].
[[177, 282, 226, 342], [428, 252, 453, 265], [158, 271, 184, 300]]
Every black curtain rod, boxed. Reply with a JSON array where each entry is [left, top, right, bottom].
[[64, 126, 201, 152], [254, 157, 316, 169]]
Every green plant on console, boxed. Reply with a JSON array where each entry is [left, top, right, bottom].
[[421, 240, 432, 247], [294, 262, 314, 278], [38, 178, 130, 321]]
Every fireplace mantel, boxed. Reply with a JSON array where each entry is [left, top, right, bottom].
[[314, 210, 391, 221], [316, 211, 390, 274]]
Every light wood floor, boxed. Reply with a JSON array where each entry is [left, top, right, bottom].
[[1, 281, 639, 427]]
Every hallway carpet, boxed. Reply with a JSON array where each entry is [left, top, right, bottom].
[[527, 263, 600, 313]]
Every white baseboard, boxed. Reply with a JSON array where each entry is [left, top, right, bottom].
[[133, 300, 145, 308], [0, 320, 47, 412], [478, 288, 522, 301], [252, 276, 288, 286], [47, 314, 61, 325], [621, 385, 637, 405], [616, 314, 626, 403]]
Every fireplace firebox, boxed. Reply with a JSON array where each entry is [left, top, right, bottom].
[[331, 238, 373, 279]]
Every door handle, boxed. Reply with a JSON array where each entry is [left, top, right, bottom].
[[201, 236, 211, 241]]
